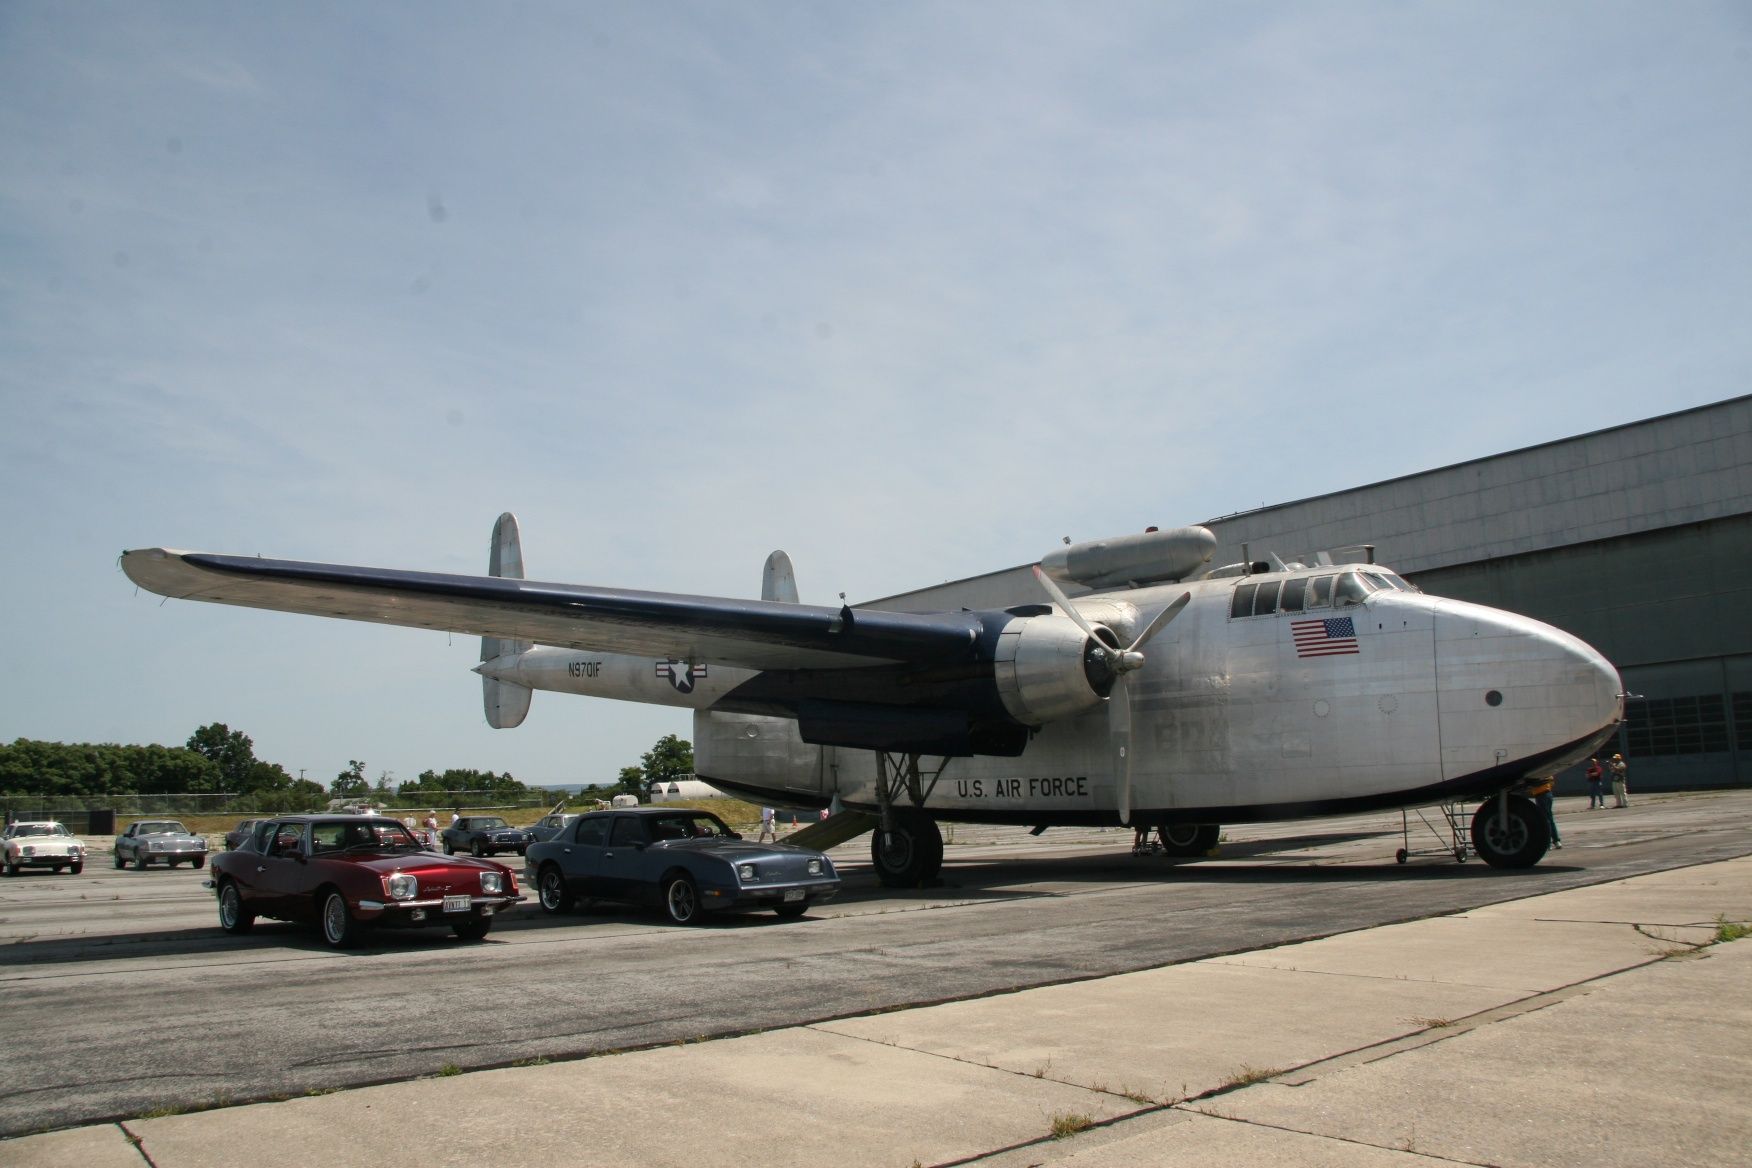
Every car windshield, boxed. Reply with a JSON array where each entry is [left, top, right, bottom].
[[649, 814, 733, 842], [311, 820, 422, 853], [14, 824, 67, 837], [137, 821, 185, 835]]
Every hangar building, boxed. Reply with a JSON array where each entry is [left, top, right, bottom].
[[1198, 395, 1752, 792], [887, 396, 1752, 792]]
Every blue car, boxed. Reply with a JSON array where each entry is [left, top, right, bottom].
[[525, 808, 839, 924]]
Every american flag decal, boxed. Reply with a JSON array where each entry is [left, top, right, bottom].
[[1292, 616, 1360, 658]]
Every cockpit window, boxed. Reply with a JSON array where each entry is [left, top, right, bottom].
[[1251, 580, 1280, 617], [1307, 575, 1334, 609], [1280, 577, 1306, 612], [1230, 582, 1257, 619], [1334, 571, 1375, 607]]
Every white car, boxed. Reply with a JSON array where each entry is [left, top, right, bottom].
[[3, 821, 86, 876]]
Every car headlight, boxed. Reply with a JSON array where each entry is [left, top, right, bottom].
[[806, 859, 823, 876], [737, 863, 757, 881], [69, 845, 82, 857], [20, 846, 33, 857], [479, 871, 503, 894], [386, 873, 418, 901]]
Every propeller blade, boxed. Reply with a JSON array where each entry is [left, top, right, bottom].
[[1031, 565, 1103, 645], [1126, 591, 1192, 654], [1112, 672, 1132, 825]]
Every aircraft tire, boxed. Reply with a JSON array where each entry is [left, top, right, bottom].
[[871, 813, 943, 888], [1159, 823, 1220, 858], [1469, 796, 1549, 869]]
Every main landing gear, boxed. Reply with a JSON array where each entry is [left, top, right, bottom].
[[869, 752, 947, 888]]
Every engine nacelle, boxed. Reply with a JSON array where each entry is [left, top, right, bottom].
[[991, 612, 1115, 726]]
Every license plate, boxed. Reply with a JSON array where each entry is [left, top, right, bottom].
[[783, 889, 805, 903], [443, 895, 471, 913]]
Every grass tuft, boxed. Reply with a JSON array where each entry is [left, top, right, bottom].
[[1715, 915, 1750, 944], [1049, 1112, 1093, 1139]]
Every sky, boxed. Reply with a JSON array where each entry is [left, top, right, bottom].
[[2, 2, 1748, 790]]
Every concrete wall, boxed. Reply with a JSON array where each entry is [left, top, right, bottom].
[[1197, 395, 1752, 574]]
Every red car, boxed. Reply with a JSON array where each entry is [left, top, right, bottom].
[[206, 815, 523, 948]]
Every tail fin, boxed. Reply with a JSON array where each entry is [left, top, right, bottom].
[[762, 551, 799, 603], [481, 512, 533, 729]]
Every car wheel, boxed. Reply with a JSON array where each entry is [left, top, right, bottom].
[[3, 860, 16, 877], [320, 888, 363, 948], [114, 852, 126, 870], [538, 865, 574, 914], [192, 856, 205, 869], [470, 839, 485, 857], [443, 842, 454, 855], [168, 860, 180, 869], [452, 918, 492, 941], [135, 856, 150, 871], [774, 902, 809, 920], [218, 881, 255, 935], [663, 874, 702, 925], [69, 861, 83, 875]]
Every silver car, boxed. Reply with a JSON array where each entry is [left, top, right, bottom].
[[114, 820, 209, 870]]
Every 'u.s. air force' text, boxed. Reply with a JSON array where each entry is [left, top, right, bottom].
[[955, 776, 1090, 799]]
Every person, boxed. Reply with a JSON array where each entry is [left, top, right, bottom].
[[758, 806, 776, 843], [1529, 775, 1562, 849], [1585, 758, 1605, 809], [1610, 753, 1629, 808], [423, 810, 440, 849], [450, 808, 460, 826]]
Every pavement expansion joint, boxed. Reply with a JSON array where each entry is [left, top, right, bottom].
[[1174, 1107, 1496, 1166]]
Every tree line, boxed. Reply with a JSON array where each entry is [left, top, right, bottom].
[[0, 725, 695, 813]]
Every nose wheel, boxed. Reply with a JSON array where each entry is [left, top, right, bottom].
[[1469, 794, 1549, 869]]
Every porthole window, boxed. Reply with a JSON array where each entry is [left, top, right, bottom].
[[1485, 690, 1503, 707]]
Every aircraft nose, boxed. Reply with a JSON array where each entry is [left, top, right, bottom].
[[1433, 601, 1622, 783]]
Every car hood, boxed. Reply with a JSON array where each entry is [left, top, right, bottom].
[[653, 839, 828, 862], [339, 851, 510, 875]]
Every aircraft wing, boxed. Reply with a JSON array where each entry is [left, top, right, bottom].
[[120, 549, 986, 672]]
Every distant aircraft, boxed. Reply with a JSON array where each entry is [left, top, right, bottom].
[[121, 515, 1622, 885]]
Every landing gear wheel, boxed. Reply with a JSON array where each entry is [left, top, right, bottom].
[[1395, 848, 1409, 865], [871, 813, 944, 888], [774, 902, 809, 919], [1159, 823, 1220, 858], [537, 865, 574, 914], [218, 881, 255, 935], [320, 888, 364, 948], [452, 918, 492, 941], [663, 874, 701, 924], [1470, 796, 1549, 869]]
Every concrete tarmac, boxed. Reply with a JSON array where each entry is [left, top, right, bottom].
[[8, 854, 1749, 1167]]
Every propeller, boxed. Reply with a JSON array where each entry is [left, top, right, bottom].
[[1031, 567, 1191, 824]]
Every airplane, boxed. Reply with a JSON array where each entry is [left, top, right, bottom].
[[120, 515, 1623, 885]]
